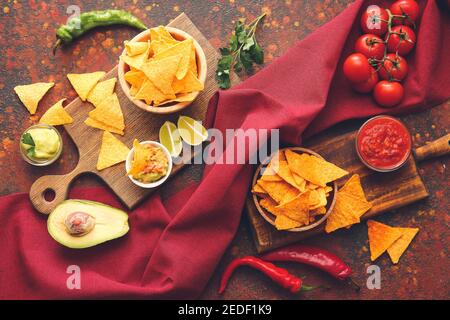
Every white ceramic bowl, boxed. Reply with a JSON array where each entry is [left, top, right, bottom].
[[125, 141, 173, 188]]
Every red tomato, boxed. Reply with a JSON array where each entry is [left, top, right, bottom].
[[373, 81, 404, 107], [355, 34, 386, 60], [390, 0, 420, 26], [386, 25, 416, 56], [343, 53, 371, 83], [352, 68, 379, 93], [361, 6, 389, 36], [379, 54, 408, 81]]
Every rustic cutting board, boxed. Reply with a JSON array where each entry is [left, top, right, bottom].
[[30, 13, 239, 214], [246, 130, 432, 253]]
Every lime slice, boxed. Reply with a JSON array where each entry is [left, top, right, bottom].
[[177, 116, 208, 146], [159, 121, 182, 157]]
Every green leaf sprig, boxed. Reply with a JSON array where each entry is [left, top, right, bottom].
[[216, 13, 266, 89], [21, 132, 36, 157]]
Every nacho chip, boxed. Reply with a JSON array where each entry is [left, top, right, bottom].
[[153, 38, 193, 80], [14, 82, 54, 114], [155, 92, 198, 106], [292, 173, 307, 192], [252, 183, 267, 196], [341, 174, 368, 202], [311, 206, 327, 216], [172, 70, 204, 94], [310, 187, 328, 210], [134, 78, 173, 105], [275, 160, 305, 191], [121, 45, 151, 70], [275, 214, 301, 230], [367, 220, 402, 261], [387, 227, 419, 264], [67, 71, 105, 101], [259, 197, 279, 216], [141, 54, 181, 96], [39, 99, 73, 125], [88, 93, 125, 131], [124, 70, 145, 89], [273, 192, 310, 225], [189, 45, 198, 76], [257, 180, 299, 204], [150, 26, 177, 43], [325, 192, 371, 233], [124, 40, 149, 56], [96, 131, 130, 170], [128, 139, 149, 176], [84, 117, 124, 136], [285, 150, 348, 187], [87, 77, 117, 107], [260, 166, 283, 182]]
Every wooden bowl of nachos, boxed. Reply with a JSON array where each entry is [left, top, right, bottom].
[[118, 26, 207, 115], [251, 147, 340, 232]]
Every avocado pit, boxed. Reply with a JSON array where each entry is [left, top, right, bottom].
[[64, 211, 96, 236]]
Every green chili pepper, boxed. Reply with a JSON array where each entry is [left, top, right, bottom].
[[53, 9, 147, 54]]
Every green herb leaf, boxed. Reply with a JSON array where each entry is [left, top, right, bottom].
[[216, 13, 266, 89], [21, 132, 35, 146]]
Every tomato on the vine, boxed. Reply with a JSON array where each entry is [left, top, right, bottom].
[[355, 34, 386, 60], [386, 25, 416, 56], [343, 53, 372, 83], [390, 0, 420, 26], [379, 53, 408, 81], [352, 68, 379, 93], [360, 6, 389, 36], [373, 80, 404, 107]]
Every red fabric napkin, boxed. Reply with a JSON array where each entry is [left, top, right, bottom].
[[1, 0, 448, 299]]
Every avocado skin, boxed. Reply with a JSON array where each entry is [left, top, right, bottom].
[[47, 199, 129, 249]]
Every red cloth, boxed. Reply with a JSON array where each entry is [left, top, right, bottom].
[[0, 0, 448, 299]]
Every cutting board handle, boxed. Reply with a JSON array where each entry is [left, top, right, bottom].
[[29, 164, 87, 215], [414, 133, 450, 162]]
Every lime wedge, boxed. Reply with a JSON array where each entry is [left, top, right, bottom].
[[177, 116, 208, 146], [159, 121, 182, 157]]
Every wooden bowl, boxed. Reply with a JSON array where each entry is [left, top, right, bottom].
[[118, 27, 207, 115], [252, 147, 337, 232]]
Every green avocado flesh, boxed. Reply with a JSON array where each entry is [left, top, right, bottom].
[[47, 200, 129, 249]]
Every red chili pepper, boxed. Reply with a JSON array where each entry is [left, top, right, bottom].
[[260, 245, 360, 291], [218, 256, 303, 294]]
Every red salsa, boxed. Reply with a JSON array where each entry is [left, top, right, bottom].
[[356, 116, 411, 171]]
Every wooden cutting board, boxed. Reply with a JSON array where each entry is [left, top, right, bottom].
[[246, 130, 436, 253], [29, 13, 239, 214]]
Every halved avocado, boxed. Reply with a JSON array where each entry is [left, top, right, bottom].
[[47, 200, 129, 249]]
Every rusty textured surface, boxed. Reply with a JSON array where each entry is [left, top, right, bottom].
[[0, 0, 448, 300]]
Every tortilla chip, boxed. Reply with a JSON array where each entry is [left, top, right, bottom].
[[260, 166, 283, 182], [341, 174, 368, 202], [39, 99, 73, 125], [124, 70, 145, 89], [14, 82, 54, 114], [134, 78, 173, 105], [84, 117, 124, 136], [150, 26, 177, 43], [285, 150, 348, 187], [67, 72, 105, 101], [387, 227, 419, 264], [274, 160, 305, 191], [88, 93, 125, 131], [252, 183, 268, 197], [310, 187, 328, 210], [153, 38, 193, 80], [311, 206, 327, 216], [128, 139, 149, 176], [292, 173, 307, 192], [124, 40, 149, 56], [257, 180, 300, 204], [96, 131, 130, 171], [141, 54, 181, 96], [325, 192, 370, 233], [87, 77, 117, 107], [259, 197, 279, 216], [273, 192, 310, 225], [121, 45, 151, 70], [275, 214, 301, 230], [189, 45, 198, 76], [172, 69, 204, 94], [367, 220, 403, 261], [155, 92, 198, 106]]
